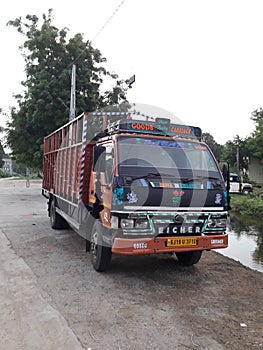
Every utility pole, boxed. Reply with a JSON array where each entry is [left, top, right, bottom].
[[26, 168, 30, 188], [69, 64, 76, 121], [236, 145, 240, 173]]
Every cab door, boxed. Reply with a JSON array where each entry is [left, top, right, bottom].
[[100, 142, 114, 227]]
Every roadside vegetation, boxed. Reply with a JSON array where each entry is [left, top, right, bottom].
[[230, 191, 263, 217], [0, 170, 10, 178], [13, 173, 42, 180]]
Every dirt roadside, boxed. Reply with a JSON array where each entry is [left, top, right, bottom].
[[0, 228, 86, 350], [0, 179, 262, 350]]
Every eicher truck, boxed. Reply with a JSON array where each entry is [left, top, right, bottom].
[[42, 111, 229, 271]]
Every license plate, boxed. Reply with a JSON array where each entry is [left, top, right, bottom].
[[167, 237, 197, 247]]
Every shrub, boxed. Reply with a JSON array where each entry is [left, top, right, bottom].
[[230, 194, 263, 217]]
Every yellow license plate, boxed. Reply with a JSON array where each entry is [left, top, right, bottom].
[[167, 238, 197, 247]]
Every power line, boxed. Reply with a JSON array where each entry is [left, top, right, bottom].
[[71, 0, 127, 66], [69, 0, 128, 116], [92, 0, 126, 42]]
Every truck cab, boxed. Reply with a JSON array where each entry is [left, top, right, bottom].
[[87, 118, 229, 270]]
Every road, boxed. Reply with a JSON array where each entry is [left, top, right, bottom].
[[0, 179, 262, 350]]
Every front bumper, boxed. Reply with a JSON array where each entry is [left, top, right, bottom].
[[111, 234, 228, 255]]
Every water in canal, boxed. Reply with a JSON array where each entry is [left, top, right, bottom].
[[218, 213, 263, 273]]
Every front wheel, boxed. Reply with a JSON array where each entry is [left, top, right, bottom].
[[91, 221, 112, 272], [242, 188, 251, 195], [176, 250, 202, 266]]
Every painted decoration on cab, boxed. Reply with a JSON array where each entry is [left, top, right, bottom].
[[112, 187, 124, 205], [127, 191, 138, 203]]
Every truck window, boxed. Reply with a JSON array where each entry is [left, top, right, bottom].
[[117, 137, 218, 173], [104, 143, 114, 186]]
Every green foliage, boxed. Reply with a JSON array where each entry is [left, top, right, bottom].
[[220, 135, 250, 172], [0, 170, 10, 178], [5, 10, 128, 168], [230, 194, 263, 217], [246, 108, 263, 164], [202, 132, 222, 161]]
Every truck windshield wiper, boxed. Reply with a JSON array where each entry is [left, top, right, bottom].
[[147, 172, 179, 179], [131, 173, 180, 181], [181, 176, 224, 189], [182, 175, 221, 183], [124, 174, 223, 186], [197, 175, 221, 180]]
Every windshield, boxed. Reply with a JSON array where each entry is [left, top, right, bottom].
[[117, 136, 219, 174]]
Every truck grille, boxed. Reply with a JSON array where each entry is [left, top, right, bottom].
[[155, 223, 203, 237]]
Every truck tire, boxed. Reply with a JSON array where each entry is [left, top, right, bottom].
[[242, 188, 251, 195], [49, 199, 69, 230], [90, 221, 112, 272], [176, 250, 202, 266]]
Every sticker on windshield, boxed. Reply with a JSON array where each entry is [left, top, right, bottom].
[[140, 178, 148, 187], [207, 181, 212, 189], [127, 191, 138, 203], [215, 193, 222, 204], [172, 190, 185, 205]]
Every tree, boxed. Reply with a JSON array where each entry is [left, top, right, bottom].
[[220, 135, 251, 173], [246, 108, 263, 164], [202, 132, 223, 161], [6, 10, 128, 168]]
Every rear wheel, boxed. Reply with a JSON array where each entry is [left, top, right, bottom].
[[49, 199, 69, 229], [91, 221, 112, 272], [176, 250, 202, 266]]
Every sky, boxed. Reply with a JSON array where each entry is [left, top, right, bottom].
[[1, 0, 263, 145]]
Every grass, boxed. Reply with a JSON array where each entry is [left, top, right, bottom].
[[0, 170, 11, 178], [230, 193, 263, 217], [0, 171, 42, 180], [12, 174, 42, 180]]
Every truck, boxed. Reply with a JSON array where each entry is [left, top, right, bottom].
[[229, 173, 252, 195], [42, 111, 229, 271]]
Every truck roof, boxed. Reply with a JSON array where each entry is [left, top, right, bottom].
[[106, 118, 202, 140]]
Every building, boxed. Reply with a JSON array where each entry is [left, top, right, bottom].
[[1, 158, 13, 175], [247, 157, 263, 184]]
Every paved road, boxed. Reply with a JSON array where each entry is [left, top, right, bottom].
[[0, 179, 262, 350]]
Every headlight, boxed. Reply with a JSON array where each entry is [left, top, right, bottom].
[[120, 219, 149, 229], [120, 219, 134, 228], [207, 218, 227, 228], [135, 220, 148, 229]]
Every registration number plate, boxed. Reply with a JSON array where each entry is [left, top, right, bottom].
[[167, 237, 197, 247]]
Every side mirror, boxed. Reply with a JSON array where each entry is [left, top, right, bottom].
[[219, 161, 231, 210], [93, 146, 106, 172], [219, 161, 229, 182], [221, 164, 228, 182]]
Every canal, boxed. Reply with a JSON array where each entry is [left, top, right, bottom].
[[218, 213, 263, 273]]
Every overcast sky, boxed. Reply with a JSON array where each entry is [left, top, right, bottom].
[[1, 0, 263, 144]]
